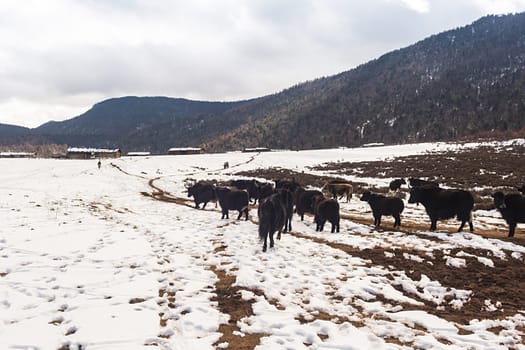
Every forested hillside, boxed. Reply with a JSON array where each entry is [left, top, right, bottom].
[[205, 13, 525, 151]]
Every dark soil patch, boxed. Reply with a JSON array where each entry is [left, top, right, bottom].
[[210, 266, 267, 349], [239, 143, 525, 209], [312, 144, 525, 189], [143, 178, 196, 207], [129, 297, 146, 304], [314, 143, 525, 208], [289, 231, 525, 326]]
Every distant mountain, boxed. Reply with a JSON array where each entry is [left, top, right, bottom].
[[1, 12, 525, 153], [0, 123, 30, 137], [34, 96, 249, 152], [0, 123, 34, 146]]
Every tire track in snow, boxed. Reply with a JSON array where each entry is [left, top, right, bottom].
[[145, 177, 195, 207]]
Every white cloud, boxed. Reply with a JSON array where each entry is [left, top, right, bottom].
[[401, 0, 431, 13], [471, 0, 525, 14], [0, 0, 524, 127], [0, 95, 102, 128]]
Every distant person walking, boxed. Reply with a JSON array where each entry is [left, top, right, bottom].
[[97, 159, 101, 169]]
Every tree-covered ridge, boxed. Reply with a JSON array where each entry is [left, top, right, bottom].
[[205, 13, 525, 151]]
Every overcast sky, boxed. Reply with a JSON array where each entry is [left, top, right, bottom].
[[1, 0, 525, 128]]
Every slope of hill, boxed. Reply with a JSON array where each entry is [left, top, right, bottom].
[[1, 13, 524, 153], [119, 78, 339, 153], [206, 13, 525, 151]]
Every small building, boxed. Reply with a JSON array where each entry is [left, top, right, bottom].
[[127, 151, 151, 157], [66, 147, 122, 159], [242, 147, 271, 153], [0, 152, 36, 158], [167, 147, 203, 155]]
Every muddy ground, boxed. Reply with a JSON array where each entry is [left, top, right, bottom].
[[144, 144, 525, 349], [228, 143, 525, 348]]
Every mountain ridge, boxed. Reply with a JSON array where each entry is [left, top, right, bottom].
[[204, 12, 525, 151], [1, 12, 524, 153]]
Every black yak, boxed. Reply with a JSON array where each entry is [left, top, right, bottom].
[[389, 178, 406, 192], [215, 187, 249, 220], [321, 182, 353, 202], [186, 181, 216, 209], [360, 190, 404, 228], [258, 192, 287, 252], [296, 189, 323, 221], [408, 186, 474, 232], [312, 195, 340, 233], [230, 179, 260, 204], [408, 178, 439, 188], [492, 191, 525, 237]]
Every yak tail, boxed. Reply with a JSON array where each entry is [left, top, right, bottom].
[[259, 220, 269, 241], [258, 203, 274, 241]]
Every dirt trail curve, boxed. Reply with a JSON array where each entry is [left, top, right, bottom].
[[109, 161, 525, 348], [111, 152, 259, 206]]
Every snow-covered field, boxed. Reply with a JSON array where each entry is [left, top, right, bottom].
[[1, 142, 524, 350]]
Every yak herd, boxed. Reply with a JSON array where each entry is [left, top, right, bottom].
[[185, 176, 525, 252]]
